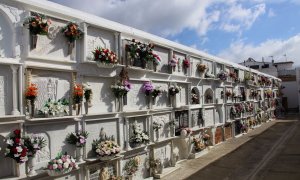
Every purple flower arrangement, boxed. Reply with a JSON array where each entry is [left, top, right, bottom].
[[142, 81, 154, 96], [217, 71, 228, 81], [66, 131, 88, 147]]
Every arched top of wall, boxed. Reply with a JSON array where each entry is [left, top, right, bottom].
[[0, 4, 18, 58]]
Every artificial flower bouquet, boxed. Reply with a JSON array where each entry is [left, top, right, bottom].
[[197, 64, 207, 72], [23, 134, 47, 157], [66, 131, 88, 147], [92, 47, 118, 65], [225, 91, 232, 98], [25, 83, 38, 101], [124, 156, 141, 176], [73, 84, 83, 104], [92, 140, 121, 160], [47, 152, 78, 176], [153, 121, 163, 132], [39, 98, 69, 117], [153, 53, 161, 66], [61, 22, 83, 43], [151, 86, 163, 98], [217, 71, 228, 81], [111, 80, 132, 98], [182, 59, 190, 69], [142, 81, 154, 96], [23, 13, 51, 35], [125, 39, 155, 63], [169, 55, 178, 68], [5, 129, 28, 163], [129, 122, 150, 147], [169, 83, 181, 96], [192, 136, 206, 152]]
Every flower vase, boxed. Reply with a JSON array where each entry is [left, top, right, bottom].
[[154, 64, 157, 72], [170, 126, 175, 137], [75, 103, 81, 115], [116, 97, 123, 112], [141, 60, 147, 69], [152, 97, 156, 106], [155, 130, 160, 142], [29, 100, 35, 118], [76, 147, 84, 162], [172, 95, 180, 108], [27, 156, 37, 176], [31, 34, 38, 49], [130, 142, 142, 149], [147, 95, 151, 109], [68, 42, 75, 55], [84, 102, 89, 114], [126, 175, 133, 180]]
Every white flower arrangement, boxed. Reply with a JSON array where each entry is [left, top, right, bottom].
[[39, 98, 69, 117], [153, 121, 163, 132], [130, 122, 149, 144], [92, 140, 121, 157]]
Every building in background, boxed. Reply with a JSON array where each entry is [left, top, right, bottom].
[[239, 58, 298, 113]]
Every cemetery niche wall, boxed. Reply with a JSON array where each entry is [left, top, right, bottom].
[[0, 0, 282, 179]]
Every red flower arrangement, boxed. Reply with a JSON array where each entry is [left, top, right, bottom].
[[73, 84, 83, 104], [23, 13, 51, 35], [61, 22, 84, 43], [182, 59, 190, 69], [92, 47, 118, 65], [5, 129, 28, 163], [25, 83, 38, 101]]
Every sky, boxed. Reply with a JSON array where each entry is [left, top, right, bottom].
[[49, 0, 300, 67]]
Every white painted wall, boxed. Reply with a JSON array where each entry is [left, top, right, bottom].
[[282, 81, 299, 109]]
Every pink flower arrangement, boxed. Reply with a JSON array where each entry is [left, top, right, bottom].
[[5, 129, 28, 163], [47, 152, 77, 173], [92, 140, 121, 157], [169, 55, 178, 67], [66, 131, 88, 147], [152, 53, 161, 65]]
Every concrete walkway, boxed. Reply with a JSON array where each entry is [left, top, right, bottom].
[[163, 116, 300, 180]]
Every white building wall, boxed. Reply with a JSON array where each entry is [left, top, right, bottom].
[[282, 81, 299, 109]]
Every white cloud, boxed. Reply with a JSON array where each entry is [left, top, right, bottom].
[[218, 34, 300, 67], [220, 3, 266, 32], [50, 0, 265, 37]]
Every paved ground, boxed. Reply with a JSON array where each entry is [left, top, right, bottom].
[[163, 115, 300, 180]]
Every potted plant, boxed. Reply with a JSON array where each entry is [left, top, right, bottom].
[[23, 13, 51, 49], [5, 129, 28, 164], [92, 47, 118, 68], [47, 152, 78, 176], [92, 140, 121, 161], [25, 83, 38, 118], [129, 122, 150, 148], [23, 134, 47, 176], [66, 131, 88, 162], [61, 22, 84, 55]]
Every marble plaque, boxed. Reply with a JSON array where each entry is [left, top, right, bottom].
[[86, 26, 115, 60], [83, 77, 115, 113], [153, 46, 170, 73]]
